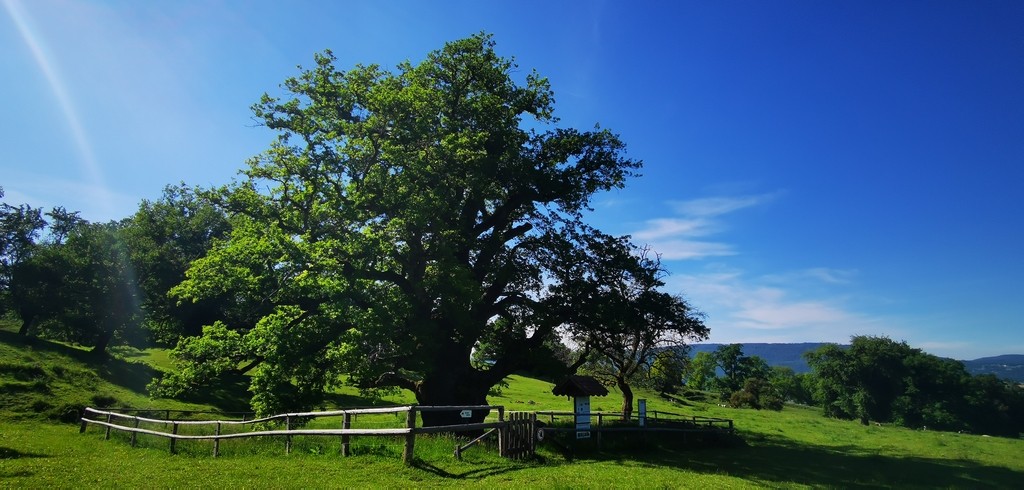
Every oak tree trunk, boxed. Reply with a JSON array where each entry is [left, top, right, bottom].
[[618, 378, 634, 421], [413, 342, 496, 427], [17, 315, 35, 336]]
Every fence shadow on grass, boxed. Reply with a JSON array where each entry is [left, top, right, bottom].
[[578, 433, 1023, 488], [413, 460, 525, 480]]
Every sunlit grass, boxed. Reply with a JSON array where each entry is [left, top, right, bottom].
[[2, 321, 1022, 487]]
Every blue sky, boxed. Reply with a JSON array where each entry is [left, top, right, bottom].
[[3, 0, 1022, 359]]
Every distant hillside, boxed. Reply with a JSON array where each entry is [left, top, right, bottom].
[[689, 343, 1024, 381], [962, 355, 1024, 382]]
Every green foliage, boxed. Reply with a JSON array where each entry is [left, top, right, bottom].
[[123, 184, 232, 345], [147, 322, 248, 398], [728, 377, 783, 411], [566, 244, 707, 418], [806, 336, 1024, 436], [647, 348, 688, 394], [710, 344, 765, 394], [0, 190, 45, 295], [685, 350, 716, 391], [164, 33, 657, 420], [15, 221, 144, 354]]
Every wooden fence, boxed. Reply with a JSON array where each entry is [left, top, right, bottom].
[[533, 409, 733, 448], [81, 406, 729, 462], [534, 410, 734, 433], [80, 405, 530, 465]]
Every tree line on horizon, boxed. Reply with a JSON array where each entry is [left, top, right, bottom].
[[676, 340, 1024, 437]]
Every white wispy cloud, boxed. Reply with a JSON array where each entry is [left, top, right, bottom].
[[645, 239, 735, 260], [665, 268, 887, 345], [632, 218, 713, 241], [761, 267, 859, 286], [665, 265, 1002, 359], [632, 191, 894, 346], [632, 192, 780, 260], [669, 193, 780, 217]]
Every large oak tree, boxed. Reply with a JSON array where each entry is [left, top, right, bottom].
[[164, 34, 701, 424]]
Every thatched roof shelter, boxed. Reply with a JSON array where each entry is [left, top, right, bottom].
[[551, 375, 609, 398]]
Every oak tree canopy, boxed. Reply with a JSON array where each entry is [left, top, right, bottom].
[[162, 34, 707, 425]]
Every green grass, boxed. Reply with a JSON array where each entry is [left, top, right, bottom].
[[1, 321, 1022, 488]]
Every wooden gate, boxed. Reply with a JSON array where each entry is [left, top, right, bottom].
[[500, 411, 536, 459]]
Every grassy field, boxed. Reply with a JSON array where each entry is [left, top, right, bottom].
[[2, 321, 1022, 488]]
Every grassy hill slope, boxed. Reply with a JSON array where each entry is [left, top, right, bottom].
[[2, 323, 1023, 487], [0, 326, 219, 423]]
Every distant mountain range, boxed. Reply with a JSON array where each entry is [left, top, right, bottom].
[[961, 355, 1024, 382], [688, 343, 1024, 382]]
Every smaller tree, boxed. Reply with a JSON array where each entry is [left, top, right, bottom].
[[568, 240, 707, 420], [767, 366, 816, 406], [685, 350, 717, 391], [55, 221, 143, 354], [729, 377, 783, 410], [806, 336, 915, 425], [123, 184, 232, 345], [647, 348, 688, 395], [711, 344, 769, 397], [18, 220, 143, 354], [10, 242, 66, 335], [0, 189, 47, 318], [963, 375, 1024, 437]]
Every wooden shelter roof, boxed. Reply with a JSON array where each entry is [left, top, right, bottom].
[[551, 375, 609, 397]]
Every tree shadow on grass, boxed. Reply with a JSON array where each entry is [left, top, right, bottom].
[[321, 392, 403, 408], [563, 433, 1023, 488], [170, 371, 253, 413], [0, 446, 48, 459]]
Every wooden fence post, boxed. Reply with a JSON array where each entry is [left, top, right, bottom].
[[341, 412, 351, 457], [130, 418, 140, 447], [104, 413, 112, 440], [170, 422, 178, 453], [402, 407, 416, 465], [213, 422, 221, 457], [530, 412, 537, 456], [497, 406, 506, 458], [285, 415, 292, 455]]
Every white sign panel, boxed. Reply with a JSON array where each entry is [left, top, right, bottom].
[[638, 399, 647, 427], [574, 396, 591, 430], [576, 431, 591, 440], [460, 410, 473, 418]]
